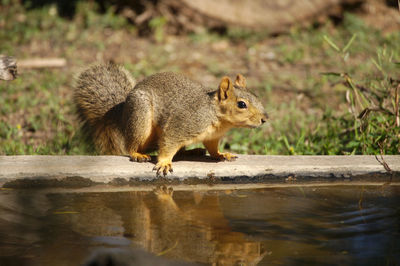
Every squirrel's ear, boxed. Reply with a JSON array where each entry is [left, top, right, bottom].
[[235, 74, 246, 88], [218, 76, 234, 101]]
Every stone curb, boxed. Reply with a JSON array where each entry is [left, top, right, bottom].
[[0, 155, 399, 188]]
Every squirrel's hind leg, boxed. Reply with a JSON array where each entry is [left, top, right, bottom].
[[124, 92, 154, 162]]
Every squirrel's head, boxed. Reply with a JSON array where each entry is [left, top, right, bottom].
[[216, 74, 268, 128]]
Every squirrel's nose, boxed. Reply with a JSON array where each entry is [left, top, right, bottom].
[[261, 113, 268, 124]]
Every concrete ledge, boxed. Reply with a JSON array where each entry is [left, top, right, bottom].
[[0, 155, 399, 188]]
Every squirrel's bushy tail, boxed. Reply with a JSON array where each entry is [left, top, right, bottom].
[[74, 63, 135, 154]]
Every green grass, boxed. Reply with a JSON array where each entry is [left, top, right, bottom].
[[0, 1, 399, 156], [223, 15, 400, 155]]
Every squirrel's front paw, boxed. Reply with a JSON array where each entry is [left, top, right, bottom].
[[130, 152, 151, 162], [153, 185, 174, 197], [213, 152, 238, 161], [153, 160, 173, 176]]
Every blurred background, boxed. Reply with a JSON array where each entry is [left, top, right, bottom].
[[0, 0, 399, 156]]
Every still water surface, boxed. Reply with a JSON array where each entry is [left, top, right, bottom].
[[0, 185, 399, 265]]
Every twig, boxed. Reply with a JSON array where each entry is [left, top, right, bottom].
[[0, 55, 17, 80], [375, 143, 393, 182], [375, 154, 392, 174], [357, 107, 394, 119], [18, 58, 67, 69]]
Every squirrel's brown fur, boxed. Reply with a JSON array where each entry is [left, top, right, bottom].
[[74, 63, 267, 176]]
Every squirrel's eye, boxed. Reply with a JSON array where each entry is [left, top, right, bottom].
[[237, 101, 247, 109]]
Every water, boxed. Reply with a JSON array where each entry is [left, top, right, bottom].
[[0, 185, 399, 265]]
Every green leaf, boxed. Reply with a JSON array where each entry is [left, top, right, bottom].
[[323, 35, 340, 52], [343, 33, 357, 53]]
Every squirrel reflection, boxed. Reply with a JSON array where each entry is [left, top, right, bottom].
[[73, 186, 266, 266]]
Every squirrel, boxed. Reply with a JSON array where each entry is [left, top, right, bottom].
[[74, 63, 268, 176]]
